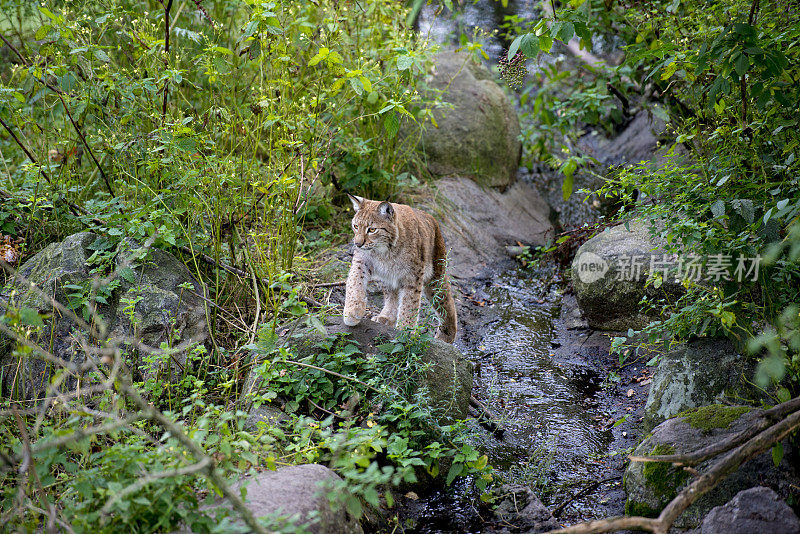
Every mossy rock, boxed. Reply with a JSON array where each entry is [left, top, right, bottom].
[[643, 338, 757, 431], [0, 233, 209, 400], [624, 406, 797, 528], [407, 50, 521, 189]]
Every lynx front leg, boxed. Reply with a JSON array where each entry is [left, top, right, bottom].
[[374, 286, 399, 325], [396, 282, 423, 330], [343, 256, 368, 326]]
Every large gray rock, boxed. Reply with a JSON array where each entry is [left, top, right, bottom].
[[412, 50, 521, 189], [246, 317, 473, 425], [431, 176, 553, 279], [625, 407, 798, 528], [0, 232, 208, 399], [209, 465, 362, 534], [643, 339, 756, 431], [571, 219, 682, 331], [701, 486, 800, 534]]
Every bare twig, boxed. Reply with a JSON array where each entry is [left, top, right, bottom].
[[552, 476, 621, 517]]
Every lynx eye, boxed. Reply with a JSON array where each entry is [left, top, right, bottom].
[[352, 223, 359, 229], [367, 228, 377, 234]]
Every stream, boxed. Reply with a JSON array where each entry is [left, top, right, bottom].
[[396, 3, 651, 531]]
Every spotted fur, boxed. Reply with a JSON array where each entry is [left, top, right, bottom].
[[342, 194, 457, 343]]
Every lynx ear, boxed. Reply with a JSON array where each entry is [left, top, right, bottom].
[[347, 193, 364, 212], [378, 201, 394, 219]]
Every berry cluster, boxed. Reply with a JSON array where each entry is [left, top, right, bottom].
[[499, 50, 527, 89]]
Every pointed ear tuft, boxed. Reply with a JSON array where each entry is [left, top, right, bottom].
[[378, 201, 394, 219], [347, 194, 364, 212]]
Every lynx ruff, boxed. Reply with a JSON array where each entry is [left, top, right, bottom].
[[342, 194, 458, 343]]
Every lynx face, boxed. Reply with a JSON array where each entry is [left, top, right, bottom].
[[349, 195, 397, 254]]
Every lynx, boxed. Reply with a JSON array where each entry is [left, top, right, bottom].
[[342, 194, 458, 343]]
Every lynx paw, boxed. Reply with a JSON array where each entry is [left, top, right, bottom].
[[372, 315, 394, 325], [343, 313, 363, 326]]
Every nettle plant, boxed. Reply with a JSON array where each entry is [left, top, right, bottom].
[[503, 0, 800, 390]]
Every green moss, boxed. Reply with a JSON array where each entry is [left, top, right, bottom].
[[642, 444, 689, 499], [677, 404, 752, 434], [625, 499, 661, 518]]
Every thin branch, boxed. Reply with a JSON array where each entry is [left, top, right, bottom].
[[553, 476, 622, 517]]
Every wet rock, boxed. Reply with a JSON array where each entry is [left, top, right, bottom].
[[643, 338, 756, 430], [205, 464, 362, 534], [410, 50, 521, 189], [246, 316, 473, 424], [491, 484, 560, 533], [0, 232, 208, 400], [432, 176, 553, 279], [701, 486, 800, 534], [571, 219, 682, 331], [625, 407, 798, 528]]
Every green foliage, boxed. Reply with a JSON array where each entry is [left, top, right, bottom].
[[246, 326, 494, 507], [507, 0, 800, 391]]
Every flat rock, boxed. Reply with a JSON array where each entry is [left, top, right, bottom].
[[201, 465, 362, 534]]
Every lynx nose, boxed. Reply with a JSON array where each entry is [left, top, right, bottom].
[[354, 237, 365, 248]]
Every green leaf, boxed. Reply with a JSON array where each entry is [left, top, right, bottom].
[[94, 49, 110, 63], [39, 6, 58, 20], [539, 34, 553, 53], [562, 172, 574, 201], [20, 307, 45, 327], [772, 442, 784, 466], [507, 34, 524, 60], [710, 199, 725, 219], [119, 267, 136, 284], [519, 34, 539, 58], [734, 53, 749, 77], [397, 55, 413, 71], [384, 111, 399, 139], [445, 462, 462, 485], [35, 25, 52, 40]]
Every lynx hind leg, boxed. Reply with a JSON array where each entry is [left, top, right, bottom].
[[373, 286, 399, 325], [396, 283, 423, 330], [343, 258, 368, 326], [425, 276, 457, 343]]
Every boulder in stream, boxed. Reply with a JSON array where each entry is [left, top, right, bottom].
[[571, 219, 683, 331], [0, 232, 209, 400], [624, 405, 799, 528]]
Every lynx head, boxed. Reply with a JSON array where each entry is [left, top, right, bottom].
[[347, 194, 396, 253]]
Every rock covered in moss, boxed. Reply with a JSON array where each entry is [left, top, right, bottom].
[[0, 232, 208, 400], [643, 338, 756, 430], [571, 219, 683, 331], [409, 50, 521, 189], [624, 406, 798, 528]]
